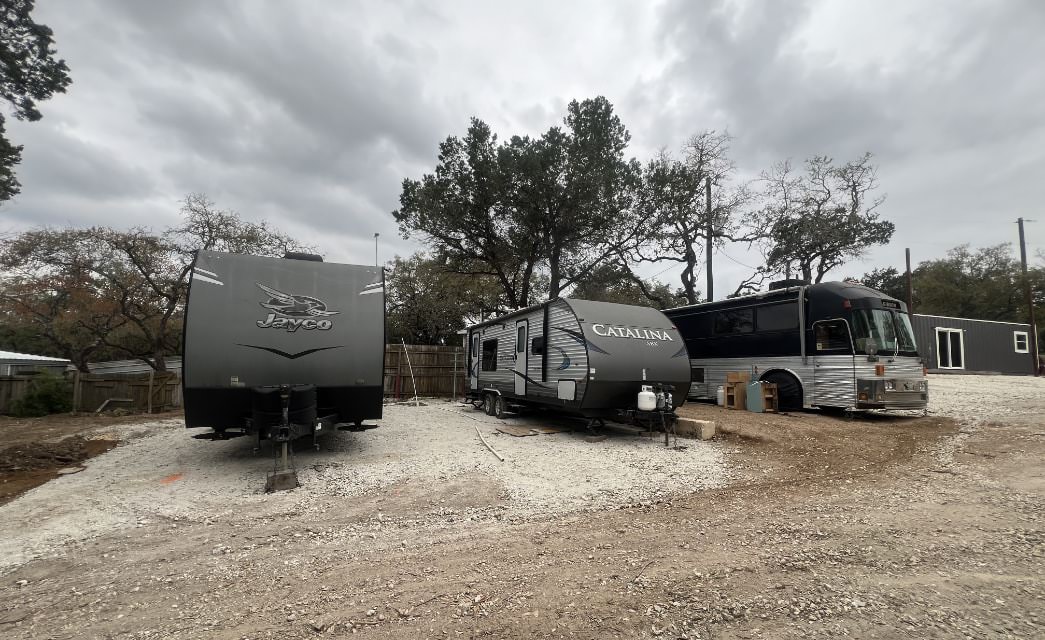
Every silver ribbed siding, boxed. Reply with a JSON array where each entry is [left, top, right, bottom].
[[687, 354, 926, 409], [470, 299, 589, 405]]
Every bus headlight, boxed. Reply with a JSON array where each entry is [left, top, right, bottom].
[[884, 380, 895, 391], [915, 380, 928, 392]]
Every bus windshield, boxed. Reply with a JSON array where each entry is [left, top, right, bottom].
[[852, 309, 917, 354]]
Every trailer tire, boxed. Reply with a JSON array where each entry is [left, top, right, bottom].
[[494, 395, 507, 419], [761, 371, 803, 411], [482, 393, 496, 416]]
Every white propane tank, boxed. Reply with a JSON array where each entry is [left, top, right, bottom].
[[716, 385, 725, 406], [638, 385, 657, 411]]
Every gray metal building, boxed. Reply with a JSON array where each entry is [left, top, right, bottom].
[[911, 314, 1036, 375]]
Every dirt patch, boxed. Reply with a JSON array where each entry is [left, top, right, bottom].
[[0, 437, 118, 505], [0, 410, 180, 449]]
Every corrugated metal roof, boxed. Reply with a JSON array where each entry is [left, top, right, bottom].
[[85, 357, 182, 374], [0, 350, 70, 363]]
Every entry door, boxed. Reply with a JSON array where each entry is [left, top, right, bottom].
[[936, 328, 964, 369], [469, 333, 479, 390], [812, 319, 856, 407], [514, 320, 528, 396]]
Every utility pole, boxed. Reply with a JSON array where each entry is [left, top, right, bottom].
[[705, 176, 713, 301], [905, 248, 914, 313], [1017, 218, 1038, 375], [374, 232, 380, 268]]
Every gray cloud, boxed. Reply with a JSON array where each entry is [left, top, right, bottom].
[[1, 0, 1041, 289]]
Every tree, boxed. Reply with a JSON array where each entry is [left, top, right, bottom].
[[394, 119, 541, 310], [631, 131, 756, 304], [393, 97, 643, 307], [859, 266, 907, 301], [0, 195, 307, 370], [760, 154, 894, 283], [0, 0, 72, 202], [385, 253, 503, 344], [912, 244, 1024, 321], [569, 261, 683, 309]]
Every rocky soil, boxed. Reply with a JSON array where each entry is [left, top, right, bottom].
[[0, 374, 1041, 639]]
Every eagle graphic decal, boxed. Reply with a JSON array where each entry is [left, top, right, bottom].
[[256, 283, 339, 318]]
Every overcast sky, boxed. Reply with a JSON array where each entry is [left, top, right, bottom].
[[3, 0, 1043, 296]]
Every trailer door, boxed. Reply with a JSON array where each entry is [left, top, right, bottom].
[[514, 320, 528, 396], [469, 332, 480, 391]]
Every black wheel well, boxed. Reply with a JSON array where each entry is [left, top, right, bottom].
[[759, 369, 804, 408]]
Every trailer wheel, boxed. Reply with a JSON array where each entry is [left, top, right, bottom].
[[494, 395, 507, 419], [761, 371, 803, 412], [482, 393, 496, 416]]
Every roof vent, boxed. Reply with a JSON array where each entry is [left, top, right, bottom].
[[768, 278, 810, 291], [283, 252, 323, 262]]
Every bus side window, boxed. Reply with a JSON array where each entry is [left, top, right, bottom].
[[814, 320, 851, 352]]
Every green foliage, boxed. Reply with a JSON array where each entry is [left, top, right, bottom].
[[0, 0, 72, 202], [860, 267, 907, 301], [912, 244, 1025, 321], [569, 262, 684, 309], [385, 253, 502, 344], [7, 372, 72, 417], [394, 97, 642, 308]]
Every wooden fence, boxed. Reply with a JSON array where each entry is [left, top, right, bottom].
[[384, 344, 467, 400], [0, 344, 467, 414]]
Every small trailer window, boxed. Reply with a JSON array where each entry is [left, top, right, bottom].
[[517, 326, 526, 352], [481, 339, 498, 371], [1014, 331, 1029, 353], [531, 336, 545, 355]]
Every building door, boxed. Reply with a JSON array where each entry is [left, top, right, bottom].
[[469, 333, 479, 390], [514, 320, 528, 396], [935, 328, 964, 369], [811, 319, 856, 407]]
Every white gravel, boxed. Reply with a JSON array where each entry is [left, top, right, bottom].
[[927, 373, 1045, 425], [0, 402, 728, 571]]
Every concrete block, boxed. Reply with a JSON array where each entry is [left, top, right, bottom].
[[676, 418, 716, 440]]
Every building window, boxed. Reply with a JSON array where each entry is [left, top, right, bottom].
[[935, 328, 964, 369], [481, 339, 498, 371], [1014, 331, 1029, 354]]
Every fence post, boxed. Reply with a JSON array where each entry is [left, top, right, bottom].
[[452, 348, 458, 401], [72, 370, 81, 414], [147, 369, 155, 414]]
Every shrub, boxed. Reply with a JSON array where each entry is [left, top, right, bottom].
[[8, 372, 73, 417]]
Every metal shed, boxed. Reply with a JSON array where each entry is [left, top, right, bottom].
[[0, 351, 71, 376], [911, 314, 1036, 375]]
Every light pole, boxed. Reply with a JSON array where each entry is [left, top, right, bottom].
[[374, 232, 380, 268]]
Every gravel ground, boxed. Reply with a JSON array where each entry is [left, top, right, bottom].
[[0, 373, 1041, 639], [0, 401, 727, 571]]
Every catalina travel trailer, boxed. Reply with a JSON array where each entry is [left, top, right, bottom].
[[182, 250, 385, 449], [465, 298, 691, 422]]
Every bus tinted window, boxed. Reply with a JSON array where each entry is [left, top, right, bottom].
[[814, 320, 851, 352], [714, 308, 754, 334], [756, 302, 798, 332]]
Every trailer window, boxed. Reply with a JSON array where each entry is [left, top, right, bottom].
[[756, 302, 798, 332], [517, 325, 526, 352], [481, 339, 498, 371], [714, 308, 754, 335], [531, 336, 545, 355], [813, 320, 852, 352]]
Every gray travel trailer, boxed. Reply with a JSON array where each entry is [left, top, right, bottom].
[[465, 298, 691, 419], [182, 250, 385, 444]]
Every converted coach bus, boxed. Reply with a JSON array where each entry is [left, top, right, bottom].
[[663, 280, 928, 413]]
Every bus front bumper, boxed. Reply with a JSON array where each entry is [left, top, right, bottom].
[[855, 378, 928, 410]]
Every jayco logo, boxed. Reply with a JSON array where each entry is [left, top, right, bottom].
[[591, 324, 674, 341], [255, 283, 339, 332]]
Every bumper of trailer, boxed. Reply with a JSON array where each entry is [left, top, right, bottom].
[[855, 378, 928, 410]]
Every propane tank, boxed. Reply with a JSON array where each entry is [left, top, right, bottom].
[[637, 385, 656, 411]]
